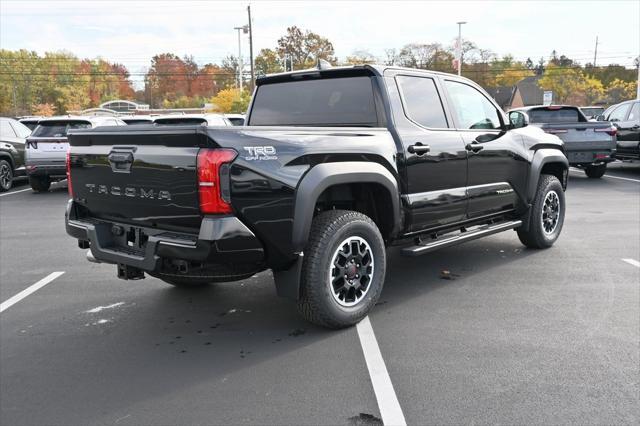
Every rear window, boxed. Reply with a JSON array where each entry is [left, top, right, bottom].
[[249, 76, 379, 127], [154, 118, 207, 126], [528, 107, 585, 123], [580, 107, 604, 117], [31, 121, 92, 137]]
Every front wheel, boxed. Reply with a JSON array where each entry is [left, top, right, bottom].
[[297, 210, 386, 329], [0, 160, 13, 191], [517, 174, 565, 249], [29, 176, 51, 192], [584, 164, 606, 178]]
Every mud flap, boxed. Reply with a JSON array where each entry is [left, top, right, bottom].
[[273, 253, 304, 300]]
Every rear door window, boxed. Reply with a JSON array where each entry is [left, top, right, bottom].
[[396, 75, 448, 128], [444, 80, 501, 130], [609, 104, 632, 122], [528, 108, 584, 123], [249, 76, 379, 126], [31, 121, 92, 137], [628, 102, 639, 122]]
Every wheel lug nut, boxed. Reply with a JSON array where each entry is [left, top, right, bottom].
[[355, 274, 359, 278]]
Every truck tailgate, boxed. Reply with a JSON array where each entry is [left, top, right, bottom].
[[543, 123, 614, 148], [69, 127, 214, 231]]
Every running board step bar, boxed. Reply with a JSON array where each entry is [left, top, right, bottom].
[[401, 220, 522, 257]]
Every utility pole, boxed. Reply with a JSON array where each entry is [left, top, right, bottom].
[[456, 21, 466, 76], [247, 5, 255, 90], [233, 26, 244, 91], [593, 35, 599, 67]]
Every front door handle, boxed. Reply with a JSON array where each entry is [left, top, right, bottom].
[[408, 143, 430, 155], [465, 142, 484, 153]]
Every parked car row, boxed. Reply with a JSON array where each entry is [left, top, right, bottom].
[[0, 113, 241, 192]]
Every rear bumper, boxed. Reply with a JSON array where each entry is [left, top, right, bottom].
[[565, 145, 616, 166], [65, 200, 264, 272], [25, 159, 66, 177]]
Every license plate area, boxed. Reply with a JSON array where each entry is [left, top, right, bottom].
[[103, 224, 148, 255]]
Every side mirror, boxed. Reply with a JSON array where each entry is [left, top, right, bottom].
[[595, 114, 605, 121], [509, 111, 529, 129]]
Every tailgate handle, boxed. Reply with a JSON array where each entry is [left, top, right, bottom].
[[108, 152, 133, 163], [108, 151, 134, 173]]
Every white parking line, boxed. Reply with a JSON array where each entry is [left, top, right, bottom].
[[569, 167, 640, 183], [0, 187, 31, 197], [622, 258, 640, 268], [604, 175, 640, 183], [0, 272, 65, 313], [356, 316, 407, 426]]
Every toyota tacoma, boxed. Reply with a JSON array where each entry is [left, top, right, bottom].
[[66, 65, 569, 328]]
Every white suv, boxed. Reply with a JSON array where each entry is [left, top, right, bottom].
[[25, 116, 126, 192]]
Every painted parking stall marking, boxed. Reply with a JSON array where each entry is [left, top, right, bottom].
[[0, 271, 65, 313], [622, 258, 640, 268], [569, 167, 640, 183], [357, 316, 407, 426], [0, 187, 32, 197]]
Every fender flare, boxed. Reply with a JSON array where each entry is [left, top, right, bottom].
[[527, 149, 568, 201], [0, 152, 14, 170], [291, 161, 401, 253]]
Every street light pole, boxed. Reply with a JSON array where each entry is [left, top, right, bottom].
[[247, 5, 255, 91], [233, 26, 244, 91], [456, 21, 466, 76]]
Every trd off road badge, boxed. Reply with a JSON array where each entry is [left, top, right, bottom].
[[243, 146, 277, 161]]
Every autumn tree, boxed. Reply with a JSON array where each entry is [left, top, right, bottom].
[[255, 49, 283, 77], [538, 63, 589, 104], [605, 79, 637, 104], [210, 88, 251, 113], [344, 50, 377, 65], [276, 26, 335, 70]]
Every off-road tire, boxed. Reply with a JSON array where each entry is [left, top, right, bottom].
[[0, 159, 13, 191], [584, 164, 606, 179], [517, 174, 565, 249], [29, 176, 51, 192], [296, 210, 386, 329]]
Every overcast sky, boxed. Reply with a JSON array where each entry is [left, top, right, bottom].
[[1, 0, 638, 86]]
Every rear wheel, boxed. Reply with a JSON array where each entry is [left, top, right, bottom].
[[29, 176, 51, 192], [517, 174, 565, 249], [584, 164, 606, 178], [0, 160, 13, 191], [297, 210, 386, 329]]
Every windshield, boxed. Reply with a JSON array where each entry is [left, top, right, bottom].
[[249, 76, 379, 127], [154, 118, 207, 126], [528, 107, 585, 123], [31, 121, 92, 137]]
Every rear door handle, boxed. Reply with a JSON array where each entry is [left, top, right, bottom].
[[408, 143, 430, 155], [465, 142, 484, 153]]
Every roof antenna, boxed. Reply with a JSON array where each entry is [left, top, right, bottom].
[[316, 58, 332, 70]]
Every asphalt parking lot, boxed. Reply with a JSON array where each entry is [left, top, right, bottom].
[[1, 162, 639, 426]]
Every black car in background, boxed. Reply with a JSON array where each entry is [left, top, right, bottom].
[[0, 117, 31, 191], [599, 100, 640, 160]]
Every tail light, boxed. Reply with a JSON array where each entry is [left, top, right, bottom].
[[544, 129, 568, 134], [595, 126, 617, 137], [197, 148, 237, 214], [66, 149, 73, 198]]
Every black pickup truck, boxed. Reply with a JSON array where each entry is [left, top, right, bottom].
[[66, 65, 569, 328]]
